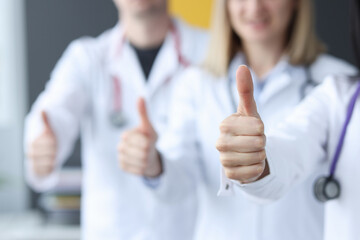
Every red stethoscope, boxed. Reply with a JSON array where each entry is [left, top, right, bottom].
[[110, 22, 189, 127]]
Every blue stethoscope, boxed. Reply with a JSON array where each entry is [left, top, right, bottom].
[[314, 80, 360, 202]]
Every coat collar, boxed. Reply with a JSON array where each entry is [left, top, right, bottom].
[[106, 19, 185, 100], [227, 53, 295, 106]]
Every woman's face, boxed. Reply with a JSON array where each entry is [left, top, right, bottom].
[[227, 0, 297, 45]]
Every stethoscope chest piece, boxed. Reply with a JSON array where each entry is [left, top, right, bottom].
[[110, 110, 127, 128], [314, 176, 341, 202]]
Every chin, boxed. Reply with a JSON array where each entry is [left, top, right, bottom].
[[131, 0, 153, 10], [243, 34, 272, 44], [132, 1, 164, 17], [247, 28, 273, 40]]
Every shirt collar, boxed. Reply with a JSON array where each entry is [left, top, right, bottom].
[[227, 52, 291, 102]]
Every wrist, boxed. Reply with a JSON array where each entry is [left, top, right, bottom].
[[145, 151, 163, 178]]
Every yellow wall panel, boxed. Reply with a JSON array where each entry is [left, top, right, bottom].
[[169, 0, 214, 29]]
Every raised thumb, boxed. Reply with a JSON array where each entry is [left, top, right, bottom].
[[236, 65, 259, 117], [41, 110, 53, 134], [137, 97, 154, 134]]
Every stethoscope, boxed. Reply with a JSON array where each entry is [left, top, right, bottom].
[[109, 22, 189, 128], [227, 65, 360, 202], [314, 80, 360, 202]]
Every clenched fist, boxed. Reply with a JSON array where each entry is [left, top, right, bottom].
[[27, 111, 57, 177], [216, 66, 269, 184], [118, 98, 162, 178]]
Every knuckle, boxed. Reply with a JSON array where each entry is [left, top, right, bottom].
[[47, 160, 55, 167], [119, 161, 128, 170], [215, 140, 222, 151], [46, 165, 54, 173], [140, 154, 148, 165], [121, 131, 130, 140], [117, 144, 124, 153], [215, 138, 229, 152], [240, 171, 257, 182], [238, 166, 258, 181], [248, 164, 265, 179], [258, 150, 267, 162], [219, 155, 229, 166], [220, 154, 237, 167], [225, 168, 237, 180], [30, 142, 37, 149], [255, 163, 265, 176], [27, 151, 35, 160], [118, 150, 124, 159], [32, 157, 42, 166], [142, 141, 150, 152], [219, 121, 230, 134], [30, 143, 40, 152], [254, 136, 265, 149], [48, 153, 56, 161], [260, 135, 266, 148], [253, 118, 265, 134]]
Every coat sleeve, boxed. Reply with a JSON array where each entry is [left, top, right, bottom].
[[145, 68, 203, 203], [236, 77, 340, 202], [24, 40, 91, 192]]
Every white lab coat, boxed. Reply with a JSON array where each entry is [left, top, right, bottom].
[[24, 19, 208, 240], [154, 54, 356, 240], [239, 75, 360, 240]]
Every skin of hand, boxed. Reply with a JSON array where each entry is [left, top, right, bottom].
[[27, 111, 57, 177], [118, 98, 163, 178], [216, 65, 269, 184]]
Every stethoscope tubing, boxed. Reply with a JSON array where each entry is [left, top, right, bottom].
[[329, 80, 360, 176]]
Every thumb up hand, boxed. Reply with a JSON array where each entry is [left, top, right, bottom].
[[118, 98, 162, 178], [27, 111, 57, 177], [216, 66, 268, 183]]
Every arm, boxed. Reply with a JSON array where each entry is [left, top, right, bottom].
[[118, 68, 201, 202], [239, 81, 330, 201], [25, 40, 90, 192], [216, 66, 330, 202]]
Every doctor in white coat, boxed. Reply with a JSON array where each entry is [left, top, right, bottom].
[[216, 0, 360, 239], [119, 0, 356, 239], [24, 0, 207, 239]]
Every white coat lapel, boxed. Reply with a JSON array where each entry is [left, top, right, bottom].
[[146, 31, 178, 100], [258, 62, 293, 105], [120, 42, 147, 93]]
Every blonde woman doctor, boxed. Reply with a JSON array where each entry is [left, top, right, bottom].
[[119, 0, 356, 239], [24, 0, 207, 239], [216, 0, 360, 239]]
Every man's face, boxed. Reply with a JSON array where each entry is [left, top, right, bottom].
[[114, 0, 167, 20]]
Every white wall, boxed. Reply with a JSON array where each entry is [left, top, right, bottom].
[[0, 0, 28, 211]]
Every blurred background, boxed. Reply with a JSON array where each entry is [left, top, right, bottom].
[[0, 0, 355, 239]]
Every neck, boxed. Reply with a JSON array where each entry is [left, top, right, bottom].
[[243, 39, 285, 80], [123, 14, 171, 49]]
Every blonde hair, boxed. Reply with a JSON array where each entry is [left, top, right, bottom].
[[203, 0, 326, 77]]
